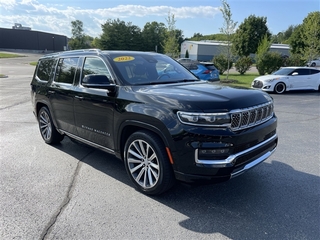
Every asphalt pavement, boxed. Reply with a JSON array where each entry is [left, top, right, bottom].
[[0, 52, 319, 240]]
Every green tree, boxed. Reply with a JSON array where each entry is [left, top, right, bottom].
[[289, 12, 320, 62], [288, 24, 306, 56], [232, 15, 271, 57], [256, 52, 283, 75], [256, 34, 272, 62], [190, 33, 203, 41], [141, 21, 166, 53], [163, 12, 180, 58], [98, 19, 142, 50], [219, 0, 237, 79], [303, 11, 320, 62], [272, 25, 297, 43], [68, 20, 91, 50]]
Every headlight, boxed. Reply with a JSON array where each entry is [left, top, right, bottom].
[[177, 111, 230, 127]]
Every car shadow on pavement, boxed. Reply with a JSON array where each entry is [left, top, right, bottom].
[[268, 89, 320, 96], [53, 137, 319, 240]]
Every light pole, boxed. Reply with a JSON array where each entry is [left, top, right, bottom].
[[52, 36, 55, 52], [154, 27, 159, 52]]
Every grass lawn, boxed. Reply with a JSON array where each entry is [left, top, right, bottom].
[[0, 53, 25, 58], [220, 73, 259, 88]]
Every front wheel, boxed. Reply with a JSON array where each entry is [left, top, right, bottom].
[[124, 130, 175, 195], [38, 107, 64, 144], [311, 62, 316, 67], [274, 82, 286, 94]]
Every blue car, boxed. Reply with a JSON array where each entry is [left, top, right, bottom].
[[182, 61, 220, 81]]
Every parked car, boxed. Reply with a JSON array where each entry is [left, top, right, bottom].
[[306, 58, 320, 67], [252, 67, 320, 94], [182, 61, 220, 81], [31, 49, 278, 195]]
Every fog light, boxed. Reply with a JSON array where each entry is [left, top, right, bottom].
[[198, 148, 230, 160]]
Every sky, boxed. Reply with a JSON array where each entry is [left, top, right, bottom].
[[0, 0, 319, 39]]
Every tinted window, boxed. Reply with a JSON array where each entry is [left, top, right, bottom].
[[55, 57, 79, 84], [36, 59, 56, 81], [82, 57, 112, 82], [294, 69, 310, 75], [272, 68, 295, 75], [310, 69, 320, 74], [203, 64, 217, 70]]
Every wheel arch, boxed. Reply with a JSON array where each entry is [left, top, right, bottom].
[[117, 120, 175, 161], [274, 81, 287, 93], [35, 101, 60, 131]]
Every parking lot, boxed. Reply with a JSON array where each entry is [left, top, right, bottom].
[[0, 53, 319, 239]]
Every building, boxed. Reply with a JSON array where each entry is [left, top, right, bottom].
[[180, 40, 290, 61], [0, 24, 68, 52]]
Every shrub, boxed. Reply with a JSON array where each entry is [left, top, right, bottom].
[[256, 52, 283, 75], [185, 49, 189, 58], [235, 56, 253, 74], [285, 54, 305, 66], [212, 54, 233, 74]]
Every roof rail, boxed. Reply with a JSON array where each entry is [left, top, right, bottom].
[[52, 48, 102, 55]]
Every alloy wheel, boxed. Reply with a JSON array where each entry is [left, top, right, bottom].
[[39, 110, 52, 141], [127, 139, 160, 189]]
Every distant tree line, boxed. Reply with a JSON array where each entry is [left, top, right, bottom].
[[68, 13, 183, 58], [68, 2, 319, 75]]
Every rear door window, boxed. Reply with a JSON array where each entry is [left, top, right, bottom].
[[55, 57, 79, 84]]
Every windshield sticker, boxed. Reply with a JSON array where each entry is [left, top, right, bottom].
[[113, 56, 135, 62]]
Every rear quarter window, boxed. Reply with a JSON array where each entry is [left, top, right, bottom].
[[36, 58, 56, 82]]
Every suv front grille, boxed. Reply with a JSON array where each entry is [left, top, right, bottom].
[[230, 102, 274, 131]]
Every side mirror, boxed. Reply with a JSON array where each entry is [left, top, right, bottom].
[[82, 75, 115, 90], [292, 72, 298, 76]]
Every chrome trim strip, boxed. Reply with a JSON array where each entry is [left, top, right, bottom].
[[60, 130, 115, 154], [195, 133, 277, 167], [230, 147, 276, 178]]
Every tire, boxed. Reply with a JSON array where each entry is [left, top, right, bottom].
[[38, 107, 64, 144], [124, 130, 175, 195], [311, 62, 316, 67], [274, 82, 286, 94]]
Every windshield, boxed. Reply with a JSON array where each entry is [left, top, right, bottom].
[[272, 68, 294, 75], [107, 52, 198, 85]]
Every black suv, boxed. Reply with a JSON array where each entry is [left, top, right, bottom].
[[31, 49, 278, 195]]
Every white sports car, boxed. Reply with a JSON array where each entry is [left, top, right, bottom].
[[252, 67, 320, 94], [307, 58, 320, 67]]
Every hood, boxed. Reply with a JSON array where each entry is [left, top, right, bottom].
[[132, 82, 272, 112], [255, 75, 287, 82]]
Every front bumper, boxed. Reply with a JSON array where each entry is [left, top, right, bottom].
[[251, 80, 273, 92], [171, 116, 278, 183]]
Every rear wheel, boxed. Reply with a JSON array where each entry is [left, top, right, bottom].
[[274, 82, 286, 94], [124, 130, 175, 195], [311, 62, 316, 67], [38, 107, 64, 144]]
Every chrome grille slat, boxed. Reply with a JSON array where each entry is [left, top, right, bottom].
[[230, 102, 274, 131]]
